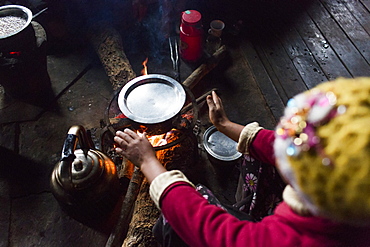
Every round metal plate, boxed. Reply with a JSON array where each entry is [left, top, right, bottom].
[[203, 125, 242, 161], [118, 74, 186, 124]]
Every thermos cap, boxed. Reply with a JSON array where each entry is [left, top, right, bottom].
[[182, 10, 202, 24]]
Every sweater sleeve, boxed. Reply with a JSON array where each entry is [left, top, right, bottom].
[[159, 183, 301, 247], [237, 122, 276, 166], [160, 182, 259, 247], [248, 129, 276, 166]]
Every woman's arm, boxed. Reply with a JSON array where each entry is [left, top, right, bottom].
[[158, 182, 292, 247], [207, 91, 276, 165], [248, 129, 276, 166]]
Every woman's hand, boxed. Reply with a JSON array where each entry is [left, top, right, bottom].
[[114, 129, 167, 183], [114, 129, 156, 168], [206, 91, 231, 130], [206, 91, 245, 143]]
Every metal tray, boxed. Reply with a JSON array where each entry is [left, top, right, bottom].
[[118, 74, 186, 124], [203, 125, 242, 161]]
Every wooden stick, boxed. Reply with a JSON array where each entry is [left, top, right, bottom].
[[105, 166, 144, 247], [181, 88, 218, 113], [182, 45, 227, 89]]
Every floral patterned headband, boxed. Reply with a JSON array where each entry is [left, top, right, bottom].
[[275, 88, 346, 166]]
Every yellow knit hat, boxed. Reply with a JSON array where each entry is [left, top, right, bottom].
[[274, 77, 370, 225]]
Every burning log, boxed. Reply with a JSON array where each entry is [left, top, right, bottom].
[[121, 179, 160, 247], [88, 22, 136, 91], [182, 45, 227, 89], [105, 165, 144, 247]]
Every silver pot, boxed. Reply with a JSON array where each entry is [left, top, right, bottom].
[[203, 125, 242, 163], [118, 74, 186, 135]]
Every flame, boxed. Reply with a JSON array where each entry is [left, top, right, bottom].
[[141, 57, 148, 75], [137, 130, 167, 147], [148, 133, 167, 147]]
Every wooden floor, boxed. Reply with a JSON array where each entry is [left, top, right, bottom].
[[227, 0, 370, 122], [1, 0, 369, 246]]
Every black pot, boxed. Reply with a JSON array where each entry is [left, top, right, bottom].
[[0, 5, 36, 52]]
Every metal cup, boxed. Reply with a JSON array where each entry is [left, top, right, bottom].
[[208, 20, 225, 38]]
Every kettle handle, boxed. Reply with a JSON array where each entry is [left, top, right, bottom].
[[61, 125, 95, 161], [59, 125, 95, 186]]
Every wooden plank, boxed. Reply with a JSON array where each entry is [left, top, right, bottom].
[[360, 0, 370, 12], [0, 178, 10, 247], [306, 0, 370, 77], [266, 15, 328, 89], [252, 40, 290, 104], [293, 11, 352, 80], [344, 0, 370, 35], [256, 31, 308, 100], [320, 0, 370, 64], [239, 40, 285, 122]]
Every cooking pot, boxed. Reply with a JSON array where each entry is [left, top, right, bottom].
[[118, 74, 187, 135], [0, 5, 35, 52], [203, 125, 242, 165]]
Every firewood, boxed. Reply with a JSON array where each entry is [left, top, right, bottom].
[[181, 88, 218, 114], [121, 132, 198, 247], [182, 45, 227, 89], [105, 165, 144, 247], [87, 22, 136, 91]]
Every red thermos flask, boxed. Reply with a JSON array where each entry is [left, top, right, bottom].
[[179, 10, 204, 62]]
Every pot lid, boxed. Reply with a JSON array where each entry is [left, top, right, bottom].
[[203, 125, 242, 161], [118, 74, 186, 124]]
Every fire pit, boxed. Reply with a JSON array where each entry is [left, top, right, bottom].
[[100, 73, 199, 164], [100, 45, 226, 247]]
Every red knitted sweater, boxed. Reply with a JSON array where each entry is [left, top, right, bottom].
[[159, 129, 370, 247]]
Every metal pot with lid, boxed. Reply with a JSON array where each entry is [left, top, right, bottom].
[[117, 74, 187, 135], [203, 125, 242, 164]]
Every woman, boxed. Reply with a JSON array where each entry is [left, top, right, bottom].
[[114, 77, 370, 246]]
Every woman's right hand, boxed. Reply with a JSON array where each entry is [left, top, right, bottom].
[[114, 129, 167, 184], [206, 91, 231, 130], [114, 129, 157, 168]]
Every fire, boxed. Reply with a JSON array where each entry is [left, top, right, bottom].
[[137, 130, 167, 147], [147, 133, 167, 147], [141, 57, 148, 75]]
